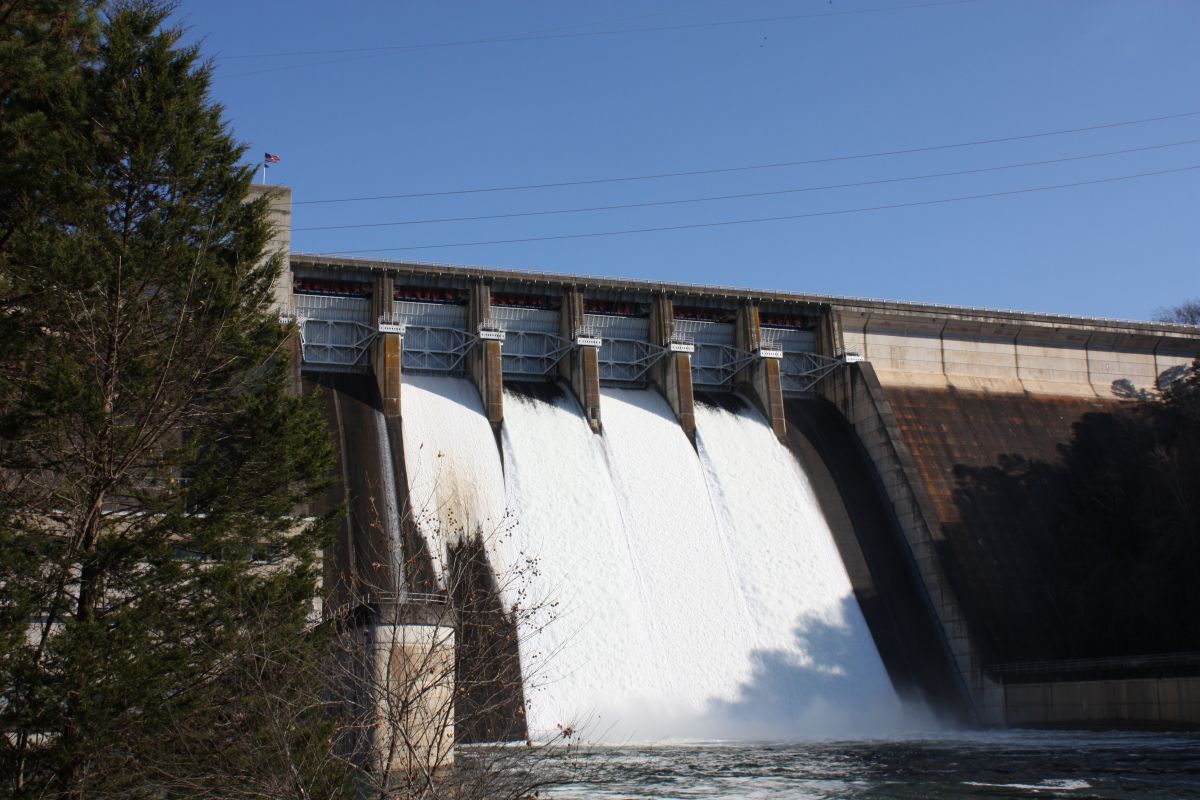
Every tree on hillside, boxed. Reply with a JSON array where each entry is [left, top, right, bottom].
[[1155, 298, 1200, 326], [0, 2, 345, 796]]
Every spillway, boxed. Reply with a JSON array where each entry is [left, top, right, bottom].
[[399, 375, 905, 741], [400, 375, 507, 584]]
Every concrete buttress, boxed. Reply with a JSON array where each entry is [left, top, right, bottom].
[[559, 289, 602, 432], [468, 282, 504, 431], [371, 274, 403, 417], [735, 303, 787, 441], [649, 295, 696, 444]]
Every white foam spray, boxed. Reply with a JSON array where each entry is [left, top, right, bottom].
[[399, 374, 507, 586], [373, 407, 405, 592], [398, 376, 907, 741]]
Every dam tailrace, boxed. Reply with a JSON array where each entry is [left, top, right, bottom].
[[397, 374, 907, 741]]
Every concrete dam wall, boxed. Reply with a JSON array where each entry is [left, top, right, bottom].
[[276, 227, 1200, 734]]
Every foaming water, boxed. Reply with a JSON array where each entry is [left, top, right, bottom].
[[399, 374, 507, 585], [692, 396, 903, 737], [399, 377, 910, 741]]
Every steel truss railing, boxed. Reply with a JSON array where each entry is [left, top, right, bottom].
[[780, 351, 844, 394], [598, 338, 670, 384], [401, 325, 477, 374], [499, 329, 575, 377], [298, 318, 376, 371], [691, 343, 757, 387]]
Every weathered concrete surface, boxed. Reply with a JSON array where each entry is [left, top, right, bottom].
[[819, 362, 1000, 723], [467, 283, 504, 430], [735, 304, 787, 440], [649, 295, 696, 442], [369, 621, 456, 774], [838, 309, 1196, 398], [248, 184, 292, 315], [306, 373, 402, 613], [1001, 676, 1200, 728], [559, 289, 602, 431], [371, 274, 403, 417], [882, 386, 1116, 664], [829, 302, 1200, 728]]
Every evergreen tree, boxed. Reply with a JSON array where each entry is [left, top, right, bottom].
[[0, 2, 347, 796]]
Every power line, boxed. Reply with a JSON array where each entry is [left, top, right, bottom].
[[293, 109, 1200, 205], [224, 0, 983, 61], [312, 163, 1200, 254], [293, 138, 1200, 232], [221, 3, 743, 77]]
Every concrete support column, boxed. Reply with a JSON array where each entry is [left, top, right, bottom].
[[247, 185, 300, 395], [467, 282, 504, 430], [339, 608, 456, 777], [649, 295, 696, 443], [370, 274, 403, 417], [559, 290, 602, 432], [816, 303, 842, 358], [735, 303, 786, 440]]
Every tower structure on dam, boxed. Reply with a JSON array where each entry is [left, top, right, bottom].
[[263, 185, 1200, 731]]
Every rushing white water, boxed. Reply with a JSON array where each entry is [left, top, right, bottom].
[[399, 374, 507, 585], [691, 396, 903, 737], [398, 375, 906, 741], [373, 407, 405, 591]]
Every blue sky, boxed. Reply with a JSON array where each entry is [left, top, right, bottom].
[[175, 0, 1199, 320]]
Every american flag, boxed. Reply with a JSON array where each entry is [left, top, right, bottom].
[[264, 152, 281, 164]]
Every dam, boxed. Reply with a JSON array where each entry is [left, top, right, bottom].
[[256, 187, 1200, 736]]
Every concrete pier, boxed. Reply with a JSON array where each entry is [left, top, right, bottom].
[[649, 295, 696, 442], [559, 289, 602, 432], [336, 604, 456, 784], [735, 303, 787, 441], [467, 282, 504, 431], [371, 274, 403, 417]]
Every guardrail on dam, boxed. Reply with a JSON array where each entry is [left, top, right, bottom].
[[259, 187, 1200, 732]]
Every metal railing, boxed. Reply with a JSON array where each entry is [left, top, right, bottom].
[[349, 590, 450, 608], [402, 326, 476, 374], [292, 252, 1200, 333], [780, 351, 844, 394], [597, 338, 667, 384]]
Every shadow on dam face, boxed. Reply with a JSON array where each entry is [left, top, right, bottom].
[[885, 386, 1200, 667], [306, 371, 527, 743]]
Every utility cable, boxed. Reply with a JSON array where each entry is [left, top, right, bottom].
[[312, 163, 1200, 254], [293, 110, 1200, 205], [293, 137, 1200, 231], [225, 0, 984, 60]]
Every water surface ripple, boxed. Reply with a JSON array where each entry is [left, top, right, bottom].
[[537, 731, 1200, 799]]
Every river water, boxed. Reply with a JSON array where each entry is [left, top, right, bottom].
[[534, 731, 1200, 799]]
